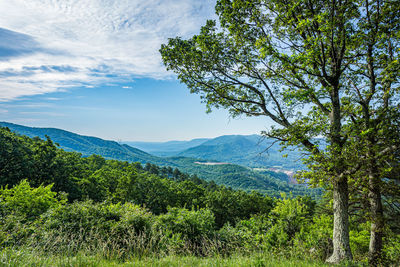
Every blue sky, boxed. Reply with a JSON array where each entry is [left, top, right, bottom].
[[0, 0, 270, 141]]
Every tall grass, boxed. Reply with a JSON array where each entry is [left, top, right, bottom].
[[0, 222, 336, 267], [24, 226, 239, 260], [0, 248, 333, 267]]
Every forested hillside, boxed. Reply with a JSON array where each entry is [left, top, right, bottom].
[[178, 135, 304, 169], [0, 121, 162, 164], [125, 135, 305, 170], [1, 0, 400, 265], [0, 127, 274, 224], [1, 126, 399, 266], [0, 122, 318, 198]]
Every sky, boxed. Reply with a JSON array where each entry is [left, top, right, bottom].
[[0, 0, 270, 141]]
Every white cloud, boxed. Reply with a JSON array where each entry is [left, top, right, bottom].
[[0, 0, 216, 101]]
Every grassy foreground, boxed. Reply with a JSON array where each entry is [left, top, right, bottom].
[[0, 249, 331, 267]]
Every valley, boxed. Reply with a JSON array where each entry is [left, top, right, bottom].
[[0, 121, 319, 198]]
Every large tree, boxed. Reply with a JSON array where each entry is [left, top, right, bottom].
[[342, 1, 399, 264], [160, 0, 399, 263]]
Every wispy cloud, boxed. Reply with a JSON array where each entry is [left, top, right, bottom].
[[18, 111, 66, 117], [0, 0, 215, 101], [44, 97, 62, 101], [2, 102, 55, 109]]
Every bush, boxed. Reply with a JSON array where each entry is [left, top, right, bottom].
[[349, 222, 370, 262], [0, 180, 66, 220], [227, 214, 270, 251], [293, 214, 333, 260], [41, 201, 153, 236], [155, 207, 215, 240], [35, 201, 155, 257], [384, 233, 400, 266], [154, 207, 216, 254], [222, 195, 316, 256], [264, 195, 312, 249], [0, 213, 36, 247]]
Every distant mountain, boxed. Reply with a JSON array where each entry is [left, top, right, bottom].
[[124, 138, 210, 156], [0, 122, 320, 198], [0, 121, 162, 164], [124, 134, 304, 170], [177, 134, 304, 170]]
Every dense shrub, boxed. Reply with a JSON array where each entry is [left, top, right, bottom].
[[153, 207, 216, 255], [0, 180, 66, 220], [293, 214, 333, 260], [0, 180, 66, 246], [264, 195, 313, 248], [0, 213, 35, 247], [218, 195, 316, 255], [205, 189, 273, 228], [384, 233, 400, 265], [32, 201, 156, 258], [349, 222, 370, 262], [155, 207, 215, 241], [40, 201, 153, 236], [227, 214, 271, 251]]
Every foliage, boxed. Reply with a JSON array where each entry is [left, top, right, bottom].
[[154, 207, 216, 254], [0, 180, 66, 247], [228, 195, 316, 252], [206, 189, 273, 228], [0, 127, 280, 222], [0, 125, 398, 264], [41, 200, 152, 236], [383, 234, 400, 266], [0, 180, 66, 220], [266, 195, 314, 247], [34, 201, 156, 258], [0, 180, 396, 264], [160, 0, 400, 263], [293, 214, 333, 261], [0, 123, 320, 198], [0, 127, 33, 187]]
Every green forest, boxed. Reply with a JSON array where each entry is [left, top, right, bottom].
[[0, 121, 319, 199], [1, 0, 400, 266], [1, 126, 399, 266]]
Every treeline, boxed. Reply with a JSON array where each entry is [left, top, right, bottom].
[[1, 127, 399, 265], [0, 121, 320, 199], [0, 127, 273, 227], [164, 157, 321, 199]]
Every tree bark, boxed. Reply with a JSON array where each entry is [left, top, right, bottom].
[[326, 176, 353, 263], [368, 171, 384, 266]]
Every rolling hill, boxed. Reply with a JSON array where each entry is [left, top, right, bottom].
[[0, 121, 320, 198], [127, 134, 305, 170], [0, 121, 162, 164]]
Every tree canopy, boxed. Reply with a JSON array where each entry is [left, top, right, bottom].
[[160, 0, 399, 264]]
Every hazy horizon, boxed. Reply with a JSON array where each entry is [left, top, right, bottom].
[[1, 120, 265, 143]]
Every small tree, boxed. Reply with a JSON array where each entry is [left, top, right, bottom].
[[0, 180, 66, 220]]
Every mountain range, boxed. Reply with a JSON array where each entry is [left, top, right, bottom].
[[125, 134, 304, 170], [0, 121, 319, 198], [124, 138, 210, 157]]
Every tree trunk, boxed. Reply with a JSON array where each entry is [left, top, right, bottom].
[[368, 171, 384, 266], [326, 176, 353, 264]]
